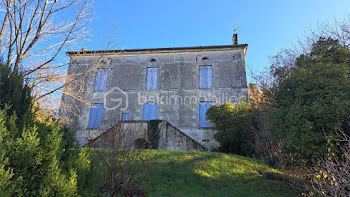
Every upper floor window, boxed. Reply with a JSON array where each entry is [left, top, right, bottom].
[[88, 104, 103, 128], [146, 67, 159, 90], [142, 103, 158, 120], [199, 66, 212, 89], [199, 102, 213, 128], [94, 69, 108, 91]]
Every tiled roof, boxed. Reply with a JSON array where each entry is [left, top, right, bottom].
[[66, 44, 248, 55]]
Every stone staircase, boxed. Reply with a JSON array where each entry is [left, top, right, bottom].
[[86, 120, 207, 151]]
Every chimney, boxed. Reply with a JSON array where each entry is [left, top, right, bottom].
[[232, 34, 238, 45], [81, 47, 88, 52]]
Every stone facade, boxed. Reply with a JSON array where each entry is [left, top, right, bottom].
[[88, 120, 207, 151], [61, 42, 248, 150]]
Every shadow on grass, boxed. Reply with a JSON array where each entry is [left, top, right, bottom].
[[139, 150, 301, 197]]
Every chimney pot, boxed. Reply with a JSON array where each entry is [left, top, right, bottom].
[[233, 34, 238, 45]]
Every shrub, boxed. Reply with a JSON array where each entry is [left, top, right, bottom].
[[311, 132, 350, 196], [0, 64, 94, 196], [0, 64, 32, 120], [0, 108, 95, 196], [207, 101, 256, 156], [268, 38, 350, 164], [89, 123, 150, 196]]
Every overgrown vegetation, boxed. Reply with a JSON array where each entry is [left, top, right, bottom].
[[0, 62, 151, 196], [147, 120, 162, 149], [311, 131, 350, 196], [207, 23, 350, 195], [0, 64, 93, 196], [89, 122, 151, 196], [0, 65, 32, 120], [268, 38, 350, 164], [209, 38, 350, 165], [207, 101, 255, 156]]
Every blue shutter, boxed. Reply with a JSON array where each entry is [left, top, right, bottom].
[[199, 103, 206, 127], [207, 66, 212, 88], [94, 69, 108, 91], [199, 67, 206, 88], [122, 111, 130, 121], [143, 104, 149, 120], [88, 104, 103, 128], [146, 68, 159, 90], [151, 104, 158, 120], [199, 102, 213, 128], [143, 103, 158, 120], [199, 66, 212, 88]]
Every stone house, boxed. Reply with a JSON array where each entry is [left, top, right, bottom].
[[61, 34, 248, 150]]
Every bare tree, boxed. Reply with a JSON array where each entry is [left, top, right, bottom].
[[300, 14, 350, 52], [0, 0, 93, 99], [86, 119, 150, 197], [250, 14, 350, 91], [249, 108, 289, 168], [311, 131, 350, 197]]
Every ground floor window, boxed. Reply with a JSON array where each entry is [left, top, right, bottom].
[[88, 104, 104, 128], [143, 103, 158, 120], [199, 102, 213, 128], [122, 110, 130, 121]]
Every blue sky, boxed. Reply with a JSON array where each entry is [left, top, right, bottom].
[[81, 0, 350, 83]]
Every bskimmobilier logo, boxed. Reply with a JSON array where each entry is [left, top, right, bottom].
[[104, 87, 128, 111], [104, 86, 246, 110]]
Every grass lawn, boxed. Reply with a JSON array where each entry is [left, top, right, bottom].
[[140, 150, 299, 197], [90, 149, 300, 197]]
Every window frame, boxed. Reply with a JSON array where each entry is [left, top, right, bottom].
[[199, 102, 214, 128], [94, 69, 108, 91], [199, 65, 213, 89], [88, 104, 104, 129], [145, 67, 159, 90], [142, 103, 158, 120], [121, 110, 131, 121]]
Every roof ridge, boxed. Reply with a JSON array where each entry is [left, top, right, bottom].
[[66, 44, 248, 55]]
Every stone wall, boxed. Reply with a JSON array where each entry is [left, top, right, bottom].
[[158, 121, 207, 151], [87, 120, 207, 151]]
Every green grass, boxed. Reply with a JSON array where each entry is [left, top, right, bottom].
[[91, 149, 300, 197], [138, 150, 298, 197]]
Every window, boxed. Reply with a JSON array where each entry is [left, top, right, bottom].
[[94, 69, 108, 91], [121, 111, 130, 121], [199, 66, 212, 89], [142, 103, 158, 120], [88, 104, 103, 128], [199, 102, 213, 128], [146, 67, 159, 90]]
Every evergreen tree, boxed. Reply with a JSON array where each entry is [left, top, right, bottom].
[[0, 64, 32, 119], [269, 38, 350, 163], [0, 64, 93, 196]]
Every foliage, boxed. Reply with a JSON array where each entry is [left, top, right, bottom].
[[207, 101, 256, 156], [249, 109, 290, 168], [0, 108, 89, 196], [147, 120, 162, 149], [90, 123, 150, 196], [268, 38, 350, 163], [248, 83, 263, 107], [0, 0, 93, 101], [0, 65, 93, 196], [0, 64, 32, 120], [311, 132, 350, 196], [0, 110, 14, 195]]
